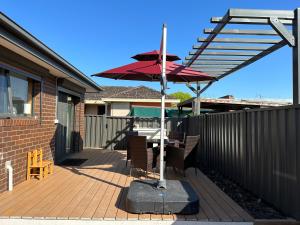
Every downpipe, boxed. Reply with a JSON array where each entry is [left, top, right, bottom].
[[5, 161, 13, 191]]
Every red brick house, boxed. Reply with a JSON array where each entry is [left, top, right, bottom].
[[0, 13, 101, 193]]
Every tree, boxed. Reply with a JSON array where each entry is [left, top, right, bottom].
[[170, 91, 192, 103]]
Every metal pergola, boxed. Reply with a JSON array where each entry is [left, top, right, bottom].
[[184, 8, 300, 111]]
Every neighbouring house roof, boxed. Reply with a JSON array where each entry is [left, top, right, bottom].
[[178, 96, 292, 111], [85, 86, 178, 101], [0, 12, 101, 92]]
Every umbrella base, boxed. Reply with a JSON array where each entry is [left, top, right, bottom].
[[157, 179, 167, 189], [126, 179, 199, 214]]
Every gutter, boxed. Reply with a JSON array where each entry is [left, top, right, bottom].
[[178, 97, 291, 108], [0, 12, 101, 92], [85, 98, 180, 104]]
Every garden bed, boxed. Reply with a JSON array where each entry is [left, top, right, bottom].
[[200, 166, 287, 219]]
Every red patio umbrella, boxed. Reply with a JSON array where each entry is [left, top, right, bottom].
[[92, 54, 213, 186], [92, 25, 213, 189], [93, 52, 213, 83], [132, 50, 181, 61]]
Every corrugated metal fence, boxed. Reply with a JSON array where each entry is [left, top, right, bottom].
[[187, 106, 300, 220], [84, 115, 186, 150]]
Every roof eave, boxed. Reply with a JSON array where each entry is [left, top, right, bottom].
[[85, 98, 180, 103], [0, 12, 102, 92]]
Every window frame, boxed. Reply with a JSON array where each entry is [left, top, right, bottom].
[[0, 65, 41, 119], [0, 69, 11, 118]]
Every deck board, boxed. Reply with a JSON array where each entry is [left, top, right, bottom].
[[115, 173, 132, 220], [0, 167, 72, 216], [53, 157, 110, 218], [0, 149, 254, 222]]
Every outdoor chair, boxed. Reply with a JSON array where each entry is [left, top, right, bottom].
[[128, 135, 155, 177], [125, 131, 138, 166], [168, 131, 185, 147], [168, 131, 185, 142], [166, 135, 200, 176], [27, 148, 53, 180]]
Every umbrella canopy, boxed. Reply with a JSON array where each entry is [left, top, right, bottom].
[[132, 50, 181, 61], [92, 57, 213, 83]]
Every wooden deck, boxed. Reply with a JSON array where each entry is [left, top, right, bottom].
[[0, 150, 254, 223]]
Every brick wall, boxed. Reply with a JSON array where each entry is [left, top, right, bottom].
[[73, 99, 85, 152], [0, 75, 85, 193]]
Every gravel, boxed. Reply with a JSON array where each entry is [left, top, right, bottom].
[[200, 166, 287, 219]]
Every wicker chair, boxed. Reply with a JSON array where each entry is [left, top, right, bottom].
[[168, 131, 185, 142], [166, 135, 200, 176], [125, 131, 138, 166], [168, 131, 186, 147], [128, 135, 154, 176]]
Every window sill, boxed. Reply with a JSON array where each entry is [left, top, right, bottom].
[[0, 117, 40, 127]]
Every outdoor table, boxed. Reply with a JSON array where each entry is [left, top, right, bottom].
[[168, 139, 185, 148], [147, 138, 173, 145]]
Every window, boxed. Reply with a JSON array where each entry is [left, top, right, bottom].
[[0, 69, 9, 114], [97, 105, 105, 115], [10, 72, 34, 116], [0, 67, 36, 117]]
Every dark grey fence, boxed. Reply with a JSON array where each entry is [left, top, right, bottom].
[[83, 108, 300, 219], [188, 106, 300, 220], [84, 115, 186, 150]]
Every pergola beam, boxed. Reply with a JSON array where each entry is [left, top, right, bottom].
[[204, 28, 280, 36], [186, 83, 198, 94], [198, 37, 281, 44], [269, 17, 295, 46], [185, 10, 231, 67], [192, 41, 286, 89], [211, 17, 293, 25], [193, 45, 268, 51], [190, 51, 258, 56], [194, 68, 231, 72], [191, 65, 237, 69], [185, 56, 251, 61], [191, 68, 227, 73], [199, 81, 214, 94], [184, 61, 243, 65], [228, 8, 294, 19], [217, 40, 287, 79]]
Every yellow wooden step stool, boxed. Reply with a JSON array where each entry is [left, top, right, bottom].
[[27, 148, 53, 180]]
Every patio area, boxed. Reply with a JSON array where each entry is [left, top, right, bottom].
[[0, 149, 254, 223]]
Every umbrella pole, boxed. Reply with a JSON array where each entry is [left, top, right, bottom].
[[157, 24, 167, 189], [157, 87, 166, 188]]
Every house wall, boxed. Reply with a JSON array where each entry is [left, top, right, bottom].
[[0, 74, 56, 193], [84, 102, 174, 116], [0, 58, 85, 193], [110, 102, 130, 116], [74, 99, 85, 153], [85, 104, 98, 115]]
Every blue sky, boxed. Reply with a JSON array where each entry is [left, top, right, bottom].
[[1, 0, 299, 100]]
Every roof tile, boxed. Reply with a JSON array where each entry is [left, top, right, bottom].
[[85, 86, 176, 100]]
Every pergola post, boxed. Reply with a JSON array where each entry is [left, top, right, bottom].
[[293, 8, 300, 105], [186, 83, 202, 115], [195, 82, 201, 115]]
